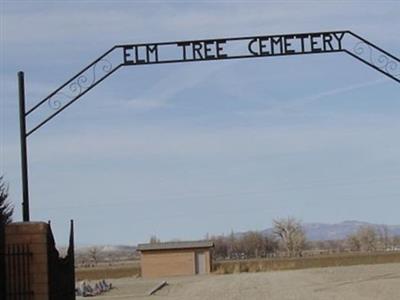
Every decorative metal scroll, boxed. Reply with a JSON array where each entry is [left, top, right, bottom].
[[345, 32, 399, 83], [25, 30, 399, 136], [47, 59, 113, 110], [352, 43, 399, 76], [25, 48, 124, 136]]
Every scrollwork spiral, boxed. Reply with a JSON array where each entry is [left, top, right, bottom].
[[48, 92, 70, 110], [48, 59, 113, 110], [353, 41, 399, 78]]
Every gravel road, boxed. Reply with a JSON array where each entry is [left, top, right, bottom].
[[78, 263, 400, 300]]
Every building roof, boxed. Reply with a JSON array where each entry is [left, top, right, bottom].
[[137, 240, 214, 251]]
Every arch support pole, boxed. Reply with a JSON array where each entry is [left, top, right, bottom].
[[18, 71, 30, 222]]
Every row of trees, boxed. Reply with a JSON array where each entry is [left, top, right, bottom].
[[346, 225, 399, 252], [209, 217, 306, 260], [210, 230, 278, 260], [209, 218, 400, 260]]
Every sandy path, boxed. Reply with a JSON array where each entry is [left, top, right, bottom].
[[78, 263, 400, 300]]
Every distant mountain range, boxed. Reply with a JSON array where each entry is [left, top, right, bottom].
[[261, 220, 400, 241]]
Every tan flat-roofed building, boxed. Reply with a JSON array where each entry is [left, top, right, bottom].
[[137, 240, 214, 278]]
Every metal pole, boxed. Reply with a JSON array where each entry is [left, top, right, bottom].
[[18, 71, 30, 222], [69, 220, 76, 299]]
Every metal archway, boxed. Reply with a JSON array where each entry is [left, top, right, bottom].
[[18, 30, 400, 221]]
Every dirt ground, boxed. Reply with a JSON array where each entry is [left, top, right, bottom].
[[77, 263, 400, 300]]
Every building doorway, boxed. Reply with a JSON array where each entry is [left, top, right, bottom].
[[195, 251, 206, 275]]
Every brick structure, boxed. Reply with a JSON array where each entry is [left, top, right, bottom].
[[137, 240, 214, 278], [5, 222, 50, 300], [4, 221, 75, 300]]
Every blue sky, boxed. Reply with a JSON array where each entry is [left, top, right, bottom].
[[1, 1, 400, 246]]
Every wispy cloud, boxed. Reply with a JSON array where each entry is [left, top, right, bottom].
[[2, 1, 399, 244], [236, 78, 390, 117], [2, 114, 396, 167], [120, 59, 235, 111], [280, 78, 390, 109]]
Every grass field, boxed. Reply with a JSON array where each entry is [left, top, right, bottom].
[[76, 251, 400, 281], [76, 261, 140, 281]]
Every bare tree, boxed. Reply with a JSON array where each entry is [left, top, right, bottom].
[[240, 231, 261, 258], [378, 225, 390, 250], [88, 247, 100, 265], [346, 234, 361, 251], [210, 235, 229, 260], [239, 231, 277, 258], [264, 234, 279, 257], [227, 230, 236, 259], [0, 176, 13, 226], [347, 226, 378, 252], [149, 235, 160, 244], [273, 217, 306, 257], [0, 176, 12, 300], [393, 235, 400, 249], [211, 230, 278, 260], [358, 226, 378, 252]]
